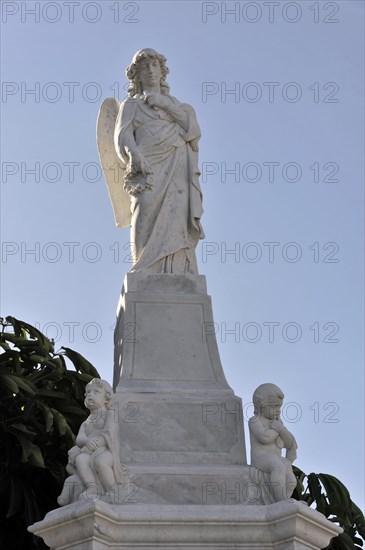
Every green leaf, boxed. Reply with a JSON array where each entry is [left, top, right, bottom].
[[7, 317, 54, 354], [28, 354, 48, 364], [332, 532, 358, 550], [293, 465, 306, 478], [1, 333, 29, 346], [0, 374, 19, 394], [4, 351, 22, 374], [36, 401, 54, 432], [9, 430, 32, 462], [0, 341, 10, 351], [47, 356, 67, 373], [318, 473, 354, 527], [319, 473, 351, 504], [47, 459, 67, 485], [307, 473, 328, 515], [74, 373, 96, 383], [7, 374, 37, 396], [351, 502, 365, 537], [9, 423, 37, 438], [22, 481, 38, 527], [58, 405, 86, 417], [6, 476, 24, 518], [0, 349, 20, 365], [37, 389, 66, 400], [6, 316, 23, 337], [293, 471, 305, 497], [28, 367, 54, 384], [65, 371, 87, 400], [50, 408, 68, 435], [28, 444, 45, 468], [61, 347, 99, 378]]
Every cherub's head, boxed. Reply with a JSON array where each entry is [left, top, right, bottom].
[[126, 48, 170, 97], [84, 378, 113, 411], [253, 383, 284, 420]]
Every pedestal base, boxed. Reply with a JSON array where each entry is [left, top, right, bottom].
[[29, 500, 342, 550]]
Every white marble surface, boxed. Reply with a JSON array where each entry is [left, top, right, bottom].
[[111, 272, 248, 504], [249, 383, 298, 502], [116, 392, 246, 467], [114, 273, 234, 394], [29, 499, 342, 550]]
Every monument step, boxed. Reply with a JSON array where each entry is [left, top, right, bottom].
[[29, 500, 342, 550]]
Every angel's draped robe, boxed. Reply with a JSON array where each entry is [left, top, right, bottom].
[[114, 95, 204, 274]]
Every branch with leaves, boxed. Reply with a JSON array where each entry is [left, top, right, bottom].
[[293, 466, 365, 550], [0, 316, 101, 550]]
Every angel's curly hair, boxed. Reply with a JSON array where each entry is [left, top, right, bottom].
[[125, 48, 170, 97]]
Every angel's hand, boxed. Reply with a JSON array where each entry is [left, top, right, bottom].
[[143, 92, 170, 110], [129, 151, 152, 177]]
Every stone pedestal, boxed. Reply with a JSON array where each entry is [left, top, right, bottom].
[[29, 273, 343, 548], [113, 274, 247, 504], [29, 500, 342, 550], [113, 273, 234, 394]]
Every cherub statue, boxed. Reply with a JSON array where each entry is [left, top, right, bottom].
[[57, 379, 127, 504], [249, 383, 298, 503], [97, 48, 204, 274]]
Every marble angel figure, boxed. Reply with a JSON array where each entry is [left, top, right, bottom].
[[97, 48, 204, 274]]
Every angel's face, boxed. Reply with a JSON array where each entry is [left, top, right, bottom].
[[260, 399, 282, 420], [84, 383, 106, 410], [137, 56, 162, 92]]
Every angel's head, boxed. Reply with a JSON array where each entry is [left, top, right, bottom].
[[126, 48, 170, 97], [84, 378, 113, 410], [252, 383, 284, 418]]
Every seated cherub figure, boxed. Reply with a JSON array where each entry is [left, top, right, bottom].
[[249, 383, 298, 503], [58, 378, 127, 504]]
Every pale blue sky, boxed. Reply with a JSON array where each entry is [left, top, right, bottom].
[[1, 1, 364, 509]]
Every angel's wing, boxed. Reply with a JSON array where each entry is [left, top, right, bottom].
[[96, 98, 131, 228]]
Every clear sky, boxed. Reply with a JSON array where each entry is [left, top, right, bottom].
[[1, 0, 364, 510]]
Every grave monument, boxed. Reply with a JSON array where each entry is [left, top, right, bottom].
[[29, 48, 341, 550]]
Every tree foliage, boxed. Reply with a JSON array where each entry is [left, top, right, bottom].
[[0, 316, 100, 549], [293, 466, 365, 550]]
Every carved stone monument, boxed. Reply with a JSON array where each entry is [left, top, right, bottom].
[[29, 48, 342, 550]]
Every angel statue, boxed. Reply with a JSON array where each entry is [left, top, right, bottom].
[[97, 48, 205, 274]]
